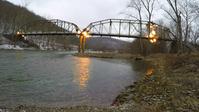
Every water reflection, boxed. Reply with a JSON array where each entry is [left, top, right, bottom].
[[74, 57, 91, 90], [146, 67, 154, 77], [15, 51, 24, 60]]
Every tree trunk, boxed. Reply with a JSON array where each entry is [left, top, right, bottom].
[[176, 14, 183, 53], [139, 14, 143, 55]]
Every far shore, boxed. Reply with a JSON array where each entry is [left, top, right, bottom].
[[74, 52, 144, 60]]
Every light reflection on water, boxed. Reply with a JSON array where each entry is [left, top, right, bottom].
[[73, 57, 91, 90], [15, 51, 24, 60], [146, 67, 154, 77]]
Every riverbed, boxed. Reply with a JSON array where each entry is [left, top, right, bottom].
[[0, 50, 150, 107]]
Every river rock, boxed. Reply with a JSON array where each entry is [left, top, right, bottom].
[[185, 64, 198, 72]]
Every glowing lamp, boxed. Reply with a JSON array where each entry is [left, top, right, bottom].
[[151, 30, 156, 35], [17, 31, 21, 35], [82, 31, 90, 38], [77, 30, 81, 35]]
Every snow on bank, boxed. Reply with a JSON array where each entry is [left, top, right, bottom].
[[0, 44, 24, 50]]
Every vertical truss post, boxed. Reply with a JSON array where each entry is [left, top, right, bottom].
[[79, 34, 86, 54], [119, 20, 122, 37], [63, 22, 66, 33], [61, 21, 64, 32], [101, 23, 104, 37], [99, 21, 103, 37], [68, 23, 71, 31], [99, 22, 102, 34], [82, 36, 86, 53], [78, 35, 82, 53], [109, 19, 112, 37], [128, 22, 131, 36]]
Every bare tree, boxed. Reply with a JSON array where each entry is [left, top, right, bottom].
[[140, 0, 156, 55], [188, 1, 199, 46], [190, 21, 199, 46], [126, 0, 157, 55], [163, 0, 183, 53], [163, 0, 199, 52], [20, 0, 31, 8], [180, 0, 199, 50], [127, 0, 144, 54], [140, 0, 156, 23]]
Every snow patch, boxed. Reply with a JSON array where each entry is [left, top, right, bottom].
[[0, 44, 24, 50]]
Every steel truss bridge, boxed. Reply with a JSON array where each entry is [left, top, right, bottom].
[[3, 19, 173, 53]]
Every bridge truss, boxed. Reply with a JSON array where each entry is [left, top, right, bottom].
[[85, 19, 171, 41], [18, 19, 80, 36], [6, 19, 173, 53]]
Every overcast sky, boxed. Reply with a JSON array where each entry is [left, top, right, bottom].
[[7, 0, 129, 28]]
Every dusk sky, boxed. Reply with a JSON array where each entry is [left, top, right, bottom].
[[7, 0, 129, 28]]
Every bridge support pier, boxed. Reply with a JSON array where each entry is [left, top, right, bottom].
[[78, 35, 86, 53]]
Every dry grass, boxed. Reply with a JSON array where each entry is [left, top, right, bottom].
[[114, 53, 199, 112]]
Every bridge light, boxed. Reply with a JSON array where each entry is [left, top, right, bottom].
[[153, 38, 157, 43], [82, 31, 87, 36], [82, 31, 91, 38], [151, 30, 156, 35], [149, 38, 157, 43], [147, 23, 158, 44], [150, 39, 154, 43], [149, 33, 154, 38], [17, 31, 21, 35], [77, 30, 81, 35]]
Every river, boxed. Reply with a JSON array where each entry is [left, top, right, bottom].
[[0, 50, 151, 107]]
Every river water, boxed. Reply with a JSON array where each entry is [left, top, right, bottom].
[[0, 50, 151, 107]]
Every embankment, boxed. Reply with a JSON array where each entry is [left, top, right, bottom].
[[113, 53, 199, 111]]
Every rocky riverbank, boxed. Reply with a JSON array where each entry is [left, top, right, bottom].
[[113, 53, 199, 111]]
